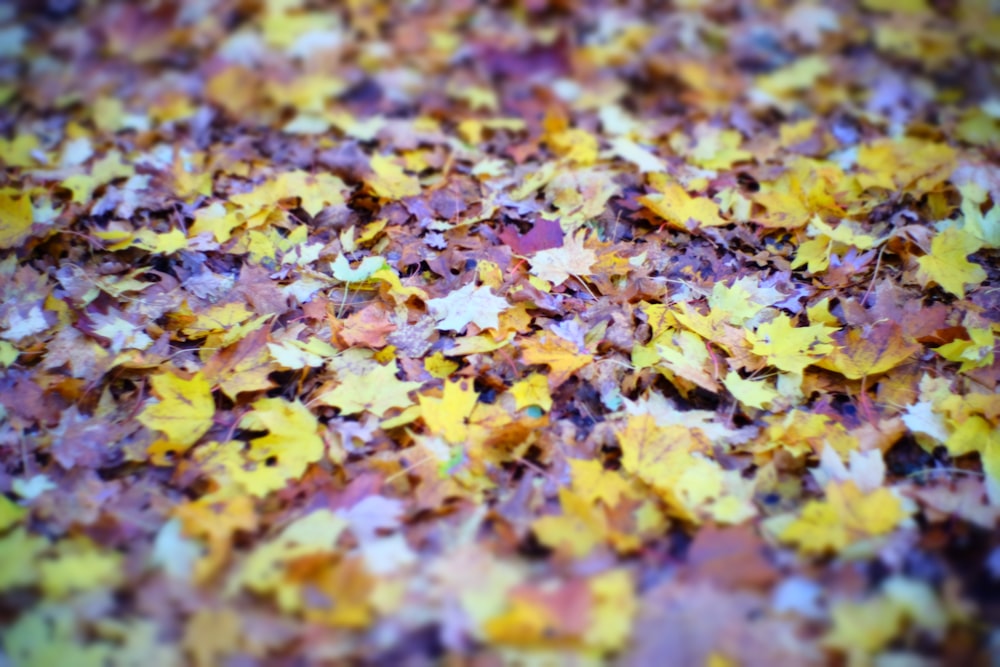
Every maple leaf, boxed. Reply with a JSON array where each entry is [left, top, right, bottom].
[[498, 218, 564, 254], [0, 189, 33, 250], [935, 326, 995, 372], [239, 397, 325, 490], [569, 458, 638, 507], [229, 509, 347, 604], [203, 327, 278, 400], [427, 282, 510, 332], [748, 314, 837, 375], [509, 373, 553, 412], [916, 226, 987, 297], [723, 371, 779, 410], [528, 230, 597, 286], [418, 378, 479, 444], [317, 361, 422, 417], [339, 302, 397, 347], [815, 321, 921, 380], [329, 254, 388, 282], [532, 487, 609, 557], [519, 331, 594, 387], [367, 154, 421, 199], [639, 177, 728, 230], [944, 415, 1000, 503], [138, 371, 215, 453], [776, 481, 912, 555]]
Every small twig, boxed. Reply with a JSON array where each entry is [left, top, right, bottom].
[[905, 467, 984, 480], [861, 242, 890, 305]]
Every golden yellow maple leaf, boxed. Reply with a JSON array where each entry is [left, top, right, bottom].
[[510, 373, 553, 412], [748, 314, 837, 375], [639, 177, 727, 230], [569, 458, 637, 507], [0, 527, 47, 591], [519, 332, 593, 387], [368, 153, 421, 199], [916, 226, 987, 298], [723, 372, 779, 410], [778, 481, 911, 555], [239, 397, 325, 488], [229, 509, 347, 610], [39, 538, 123, 598], [532, 487, 609, 557], [856, 137, 955, 195], [0, 189, 33, 250], [317, 361, 422, 417], [138, 371, 215, 451], [418, 378, 479, 444], [936, 326, 996, 372], [586, 569, 636, 651]]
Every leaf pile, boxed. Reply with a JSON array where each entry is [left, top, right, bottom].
[[2, 1, 1000, 664]]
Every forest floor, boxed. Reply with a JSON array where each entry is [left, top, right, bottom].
[[2, 1, 1000, 665]]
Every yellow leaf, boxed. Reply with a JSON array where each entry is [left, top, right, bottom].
[[816, 321, 921, 380], [779, 482, 910, 555], [139, 371, 215, 450], [823, 596, 904, 657], [0, 527, 47, 591], [586, 569, 636, 650], [764, 410, 860, 460], [653, 328, 720, 393], [39, 539, 123, 598], [61, 151, 134, 203], [937, 327, 996, 372], [749, 314, 837, 375], [0, 495, 25, 531], [368, 154, 421, 199], [230, 509, 347, 608], [916, 226, 987, 297], [723, 372, 779, 410], [317, 361, 422, 417], [0, 133, 41, 168], [418, 377, 479, 444], [132, 227, 189, 255], [617, 414, 716, 520], [240, 397, 325, 489], [532, 487, 608, 557], [857, 138, 955, 195], [685, 126, 752, 170], [639, 178, 727, 230], [424, 351, 458, 378], [519, 332, 594, 387], [189, 202, 243, 243], [510, 373, 553, 412], [569, 458, 636, 506], [756, 55, 830, 95], [0, 189, 33, 249]]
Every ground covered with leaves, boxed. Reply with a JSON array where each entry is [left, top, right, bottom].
[[2, 0, 1000, 664]]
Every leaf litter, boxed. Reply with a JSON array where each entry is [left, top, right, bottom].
[[1, 1, 1000, 665]]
